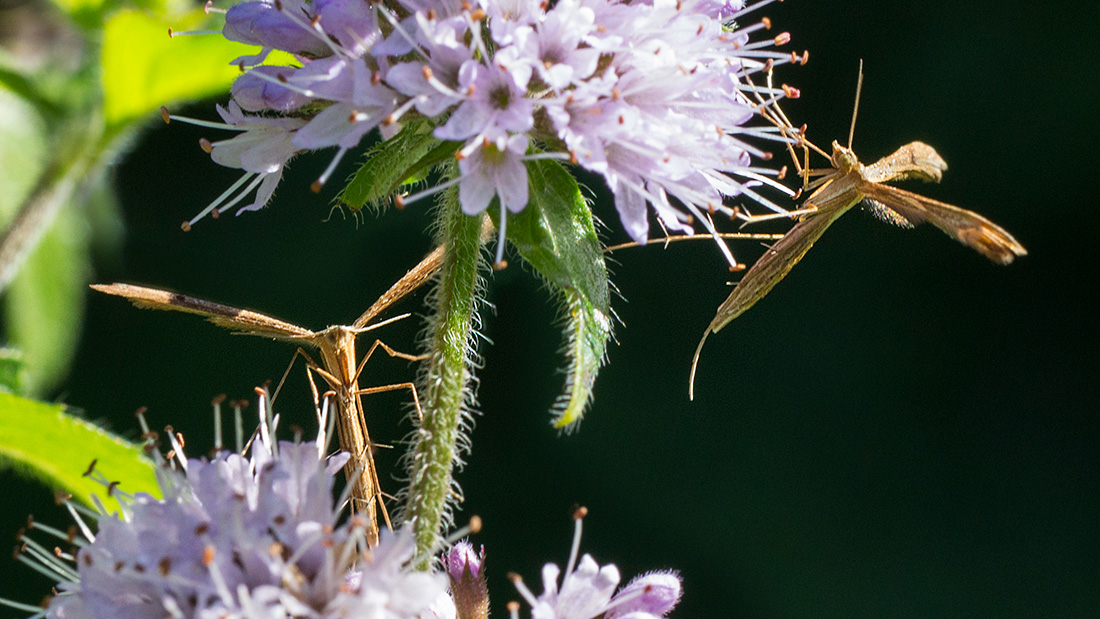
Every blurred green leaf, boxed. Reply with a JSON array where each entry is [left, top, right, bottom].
[[0, 393, 159, 504], [45, 0, 109, 25], [0, 87, 48, 224], [340, 124, 457, 213], [0, 348, 26, 394], [102, 8, 256, 127], [506, 159, 612, 428], [0, 66, 66, 119], [4, 203, 91, 396]]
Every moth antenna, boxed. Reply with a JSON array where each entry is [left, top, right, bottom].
[[848, 59, 864, 150]]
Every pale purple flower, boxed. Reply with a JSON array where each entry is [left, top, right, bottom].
[[433, 58, 533, 142], [209, 102, 302, 177], [510, 510, 682, 619], [231, 65, 311, 112], [166, 101, 304, 229], [507, 0, 600, 90], [385, 15, 474, 116], [684, 0, 745, 20], [16, 392, 449, 619], [292, 59, 400, 150], [311, 0, 382, 55], [604, 572, 682, 618], [391, 0, 469, 21], [183, 0, 803, 263], [457, 133, 530, 215]]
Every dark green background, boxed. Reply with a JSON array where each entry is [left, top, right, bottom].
[[3, 0, 1097, 616]]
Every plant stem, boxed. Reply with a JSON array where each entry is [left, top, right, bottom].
[[404, 191, 484, 558]]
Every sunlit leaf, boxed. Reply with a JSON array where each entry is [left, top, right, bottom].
[[44, 0, 107, 20], [102, 8, 257, 127], [505, 159, 612, 428], [47, 0, 188, 25], [0, 393, 160, 505]]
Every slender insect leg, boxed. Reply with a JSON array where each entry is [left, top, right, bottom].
[[735, 205, 819, 226], [356, 382, 423, 424], [354, 339, 428, 382], [270, 347, 318, 407], [352, 381, 424, 534], [299, 357, 384, 546]]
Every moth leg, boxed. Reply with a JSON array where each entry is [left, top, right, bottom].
[[734, 204, 819, 226], [271, 347, 323, 408], [352, 381, 424, 535]]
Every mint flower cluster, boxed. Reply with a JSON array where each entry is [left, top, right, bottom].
[[195, 0, 799, 258], [39, 395, 451, 619]]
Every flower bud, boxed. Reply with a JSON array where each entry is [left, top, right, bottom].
[[446, 542, 489, 619]]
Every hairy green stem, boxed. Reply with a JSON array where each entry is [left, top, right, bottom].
[[404, 193, 484, 558]]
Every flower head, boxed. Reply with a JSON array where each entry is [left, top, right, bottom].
[[18, 390, 449, 619], [173, 0, 802, 264]]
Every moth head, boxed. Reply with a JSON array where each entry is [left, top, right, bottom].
[[830, 140, 859, 171], [322, 326, 356, 348]]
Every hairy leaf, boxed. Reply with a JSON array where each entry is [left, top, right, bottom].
[[0, 394, 159, 504], [506, 159, 611, 428], [340, 125, 457, 213]]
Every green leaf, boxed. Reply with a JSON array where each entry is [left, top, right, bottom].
[[0, 86, 48, 224], [102, 8, 257, 127], [0, 393, 159, 505], [45, 0, 103, 20], [41, 0, 110, 28], [3, 203, 91, 396], [339, 124, 457, 213], [0, 348, 26, 394], [506, 159, 612, 429]]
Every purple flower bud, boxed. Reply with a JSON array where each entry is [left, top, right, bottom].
[[446, 542, 489, 619], [446, 541, 484, 581]]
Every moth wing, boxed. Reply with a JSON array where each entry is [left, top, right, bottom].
[[688, 205, 850, 399], [352, 245, 443, 330], [861, 198, 915, 228], [863, 141, 948, 184], [706, 208, 847, 335], [858, 182, 1027, 264], [91, 283, 315, 340]]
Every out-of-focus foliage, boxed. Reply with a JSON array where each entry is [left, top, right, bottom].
[[0, 0, 255, 398]]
